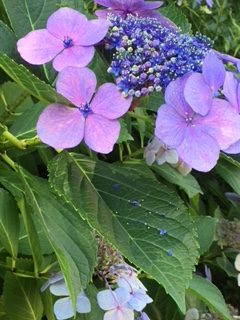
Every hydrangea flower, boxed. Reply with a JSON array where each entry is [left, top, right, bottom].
[[97, 287, 134, 320], [37, 67, 132, 153], [184, 51, 226, 116], [95, 0, 177, 31], [105, 14, 212, 97], [234, 253, 240, 286], [196, 0, 213, 7], [222, 72, 240, 154], [155, 74, 240, 172], [17, 7, 110, 71], [137, 312, 151, 320]]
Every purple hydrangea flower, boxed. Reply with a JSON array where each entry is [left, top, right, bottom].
[[222, 72, 240, 154], [37, 67, 132, 153], [155, 74, 240, 172], [95, 0, 177, 30], [17, 7, 110, 71], [184, 51, 226, 116]]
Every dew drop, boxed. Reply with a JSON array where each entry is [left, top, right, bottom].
[[167, 249, 173, 257], [129, 199, 140, 207], [159, 229, 168, 236]]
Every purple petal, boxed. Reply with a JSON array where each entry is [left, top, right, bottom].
[[223, 72, 240, 112], [56, 67, 96, 107], [97, 290, 117, 310], [47, 7, 87, 41], [84, 114, 120, 153], [184, 73, 213, 116], [54, 297, 74, 320], [141, 1, 163, 9], [95, 9, 124, 18], [49, 280, 69, 296], [177, 127, 219, 172], [17, 30, 62, 65], [155, 104, 186, 148], [95, 0, 120, 9], [115, 287, 131, 305], [138, 11, 178, 31], [202, 51, 226, 92], [90, 83, 132, 119], [198, 99, 240, 150], [77, 19, 110, 46], [223, 139, 240, 154], [53, 45, 95, 71], [37, 104, 85, 149]]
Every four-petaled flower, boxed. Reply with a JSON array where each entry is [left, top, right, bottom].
[[17, 7, 110, 71], [95, 0, 178, 31], [155, 74, 240, 172], [37, 67, 132, 153]]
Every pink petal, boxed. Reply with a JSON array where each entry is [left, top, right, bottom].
[[84, 114, 120, 153], [223, 72, 240, 112], [184, 73, 213, 116], [17, 30, 62, 65], [47, 7, 87, 41], [224, 139, 240, 154], [203, 51, 226, 92], [155, 104, 186, 148], [177, 127, 220, 172], [90, 83, 132, 119], [56, 67, 96, 107], [53, 45, 95, 71], [37, 104, 85, 149], [197, 99, 240, 150], [77, 19, 110, 46]]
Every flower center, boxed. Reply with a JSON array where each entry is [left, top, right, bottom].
[[63, 37, 73, 49], [184, 112, 195, 126], [79, 103, 92, 118]]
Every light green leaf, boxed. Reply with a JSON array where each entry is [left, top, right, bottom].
[[0, 53, 68, 104], [152, 163, 202, 198], [194, 216, 217, 255], [188, 275, 232, 320], [117, 119, 134, 144], [139, 91, 164, 112], [1, 0, 59, 38], [89, 51, 113, 86], [49, 153, 199, 313], [0, 188, 20, 258], [216, 254, 237, 278], [18, 168, 97, 309], [3, 272, 43, 320]]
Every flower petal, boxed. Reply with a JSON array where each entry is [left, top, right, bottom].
[[140, 1, 163, 9], [177, 127, 219, 172], [53, 45, 95, 71], [223, 139, 240, 154], [202, 51, 226, 92], [223, 72, 240, 112], [56, 67, 96, 107], [50, 280, 69, 296], [37, 104, 85, 149], [95, 0, 120, 9], [155, 104, 186, 148], [95, 9, 124, 18], [97, 290, 117, 310], [54, 297, 74, 320], [91, 83, 132, 119], [17, 30, 62, 65], [77, 19, 110, 46], [235, 254, 240, 272], [103, 308, 134, 320], [184, 73, 213, 116], [165, 149, 179, 164], [76, 292, 91, 313], [47, 7, 87, 40], [84, 114, 120, 153]]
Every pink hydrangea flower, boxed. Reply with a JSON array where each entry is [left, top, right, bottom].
[[37, 67, 132, 153], [184, 51, 226, 116], [155, 74, 240, 172], [95, 0, 178, 31], [17, 7, 110, 71]]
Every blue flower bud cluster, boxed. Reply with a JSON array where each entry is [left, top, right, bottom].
[[104, 14, 213, 97]]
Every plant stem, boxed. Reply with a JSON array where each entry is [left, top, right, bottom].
[[0, 152, 17, 171]]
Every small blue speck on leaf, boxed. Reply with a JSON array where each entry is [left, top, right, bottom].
[[159, 229, 168, 235], [167, 249, 173, 256]]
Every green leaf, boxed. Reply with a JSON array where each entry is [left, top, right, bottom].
[[0, 188, 20, 258], [0, 53, 68, 104], [0, 296, 5, 318], [194, 216, 217, 255], [49, 153, 199, 313], [0, 21, 16, 57], [89, 51, 113, 86], [117, 119, 134, 143], [3, 272, 43, 320], [152, 163, 202, 198], [18, 168, 97, 308], [216, 254, 237, 278], [159, 3, 192, 33], [139, 91, 164, 112], [1, 0, 59, 38], [188, 275, 232, 320]]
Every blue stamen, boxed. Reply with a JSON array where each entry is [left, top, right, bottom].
[[63, 37, 73, 49], [79, 103, 92, 118]]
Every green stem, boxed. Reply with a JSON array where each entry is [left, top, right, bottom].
[[0, 135, 42, 151], [0, 152, 17, 170], [125, 142, 132, 156], [2, 131, 26, 149], [118, 144, 123, 162]]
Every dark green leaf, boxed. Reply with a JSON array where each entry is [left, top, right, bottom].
[[117, 119, 134, 143], [49, 153, 199, 313], [194, 216, 217, 255], [0, 21, 16, 57]]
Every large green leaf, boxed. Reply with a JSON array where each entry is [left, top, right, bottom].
[[194, 216, 217, 255], [0, 53, 68, 104], [18, 168, 97, 308], [0, 21, 16, 57], [3, 272, 43, 320], [188, 275, 232, 320], [1, 0, 59, 38], [49, 153, 199, 313], [0, 188, 19, 258]]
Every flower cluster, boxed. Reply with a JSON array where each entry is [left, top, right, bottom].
[[105, 14, 213, 97], [154, 52, 240, 172], [97, 263, 152, 320]]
